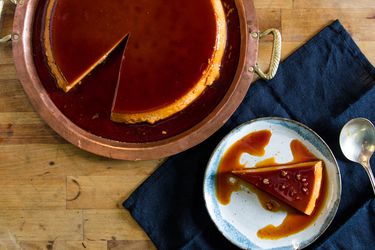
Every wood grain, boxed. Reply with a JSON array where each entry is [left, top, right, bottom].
[[1, 1, 375, 249], [0, 144, 162, 176], [20, 241, 65, 250], [357, 42, 375, 65], [258, 9, 281, 31], [0, 176, 65, 209], [0, 240, 66, 250], [83, 210, 149, 241], [0, 44, 13, 65], [0, 123, 64, 144], [0, 240, 108, 250], [0, 80, 33, 112], [282, 9, 375, 42], [253, 0, 293, 9], [107, 240, 155, 250], [294, 0, 375, 9], [0, 210, 82, 241], [65, 241, 107, 250], [0, 112, 43, 124], [67, 176, 151, 209]]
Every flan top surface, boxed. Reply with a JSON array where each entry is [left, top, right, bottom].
[[232, 161, 324, 215], [46, 0, 221, 109]]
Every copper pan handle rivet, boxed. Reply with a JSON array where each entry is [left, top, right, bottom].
[[10, 0, 23, 5], [0, 33, 18, 42], [250, 31, 259, 39], [0, 0, 21, 43], [249, 28, 282, 80], [12, 32, 19, 40]]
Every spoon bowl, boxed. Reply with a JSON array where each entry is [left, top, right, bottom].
[[339, 118, 375, 194]]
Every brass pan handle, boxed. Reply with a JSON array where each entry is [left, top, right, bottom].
[[250, 28, 282, 80], [0, 0, 21, 43]]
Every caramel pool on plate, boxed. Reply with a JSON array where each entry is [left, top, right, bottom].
[[216, 130, 328, 239]]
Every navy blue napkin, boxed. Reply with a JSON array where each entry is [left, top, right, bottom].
[[124, 20, 375, 249]]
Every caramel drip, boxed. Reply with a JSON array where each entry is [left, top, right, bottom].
[[216, 130, 272, 205]]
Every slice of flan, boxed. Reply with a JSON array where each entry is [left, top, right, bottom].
[[43, 0, 227, 124], [232, 161, 323, 215], [44, 1, 128, 92]]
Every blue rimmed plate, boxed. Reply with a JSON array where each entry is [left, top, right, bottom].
[[203, 117, 341, 249]]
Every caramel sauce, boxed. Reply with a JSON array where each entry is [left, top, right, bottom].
[[216, 131, 327, 239], [290, 139, 318, 163], [255, 157, 277, 167], [216, 130, 272, 205], [32, 0, 241, 143]]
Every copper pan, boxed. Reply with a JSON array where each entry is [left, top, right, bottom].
[[7, 0, 281, 160]]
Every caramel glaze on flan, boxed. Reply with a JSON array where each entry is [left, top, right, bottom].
[[44, 1, 128, 92], [232, 161, 324, 215], [44, 0, 227, 124]]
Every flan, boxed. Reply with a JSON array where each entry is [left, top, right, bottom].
[[43, 0, 227, 124], [232, 161, 323, 215]]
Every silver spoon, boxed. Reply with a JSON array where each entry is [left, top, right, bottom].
[[339, 118, 375, 194]]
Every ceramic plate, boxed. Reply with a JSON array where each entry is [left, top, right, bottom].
[[203, 117, 341, 249]]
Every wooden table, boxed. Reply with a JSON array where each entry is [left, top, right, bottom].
[[0, 0, 374, 249]]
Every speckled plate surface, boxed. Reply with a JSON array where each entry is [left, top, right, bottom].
[[203, 117, 341, 249]]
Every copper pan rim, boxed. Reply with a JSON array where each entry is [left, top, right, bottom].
[[12, 0, 259, 160]]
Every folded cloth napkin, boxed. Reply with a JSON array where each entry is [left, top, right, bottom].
[[124, 20, 375, 249]]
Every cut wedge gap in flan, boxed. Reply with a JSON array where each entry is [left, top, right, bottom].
[[110, 0, 227, 124], [232, 161, 324, 215]]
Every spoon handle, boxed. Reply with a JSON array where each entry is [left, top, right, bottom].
[[362, 162, 375, 195]]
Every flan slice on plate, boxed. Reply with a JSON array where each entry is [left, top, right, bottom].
[[232, 161, 323, 215]]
